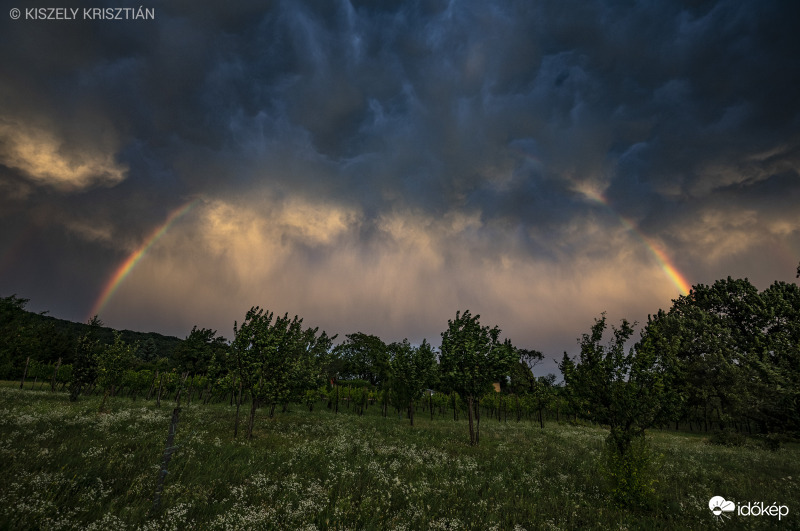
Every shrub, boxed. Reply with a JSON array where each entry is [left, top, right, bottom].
[[707, 429, 747, 447], [602, 434, 657, 509]]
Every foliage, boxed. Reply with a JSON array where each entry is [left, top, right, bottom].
[[0, 295, 41, 378], [439, 310, 517, 444], [335, 332, 390, 388], [560, 313, 681, 506], [641, 278, 800, 434], [0, 295, 183, 372], [388, 339, 437, 425], [137, 338, 159, 363], [96, 331, 137, 396], [231, 306, 335, 437], [69, 317, 103, 401], [173, 326, 228, 375], [601, 435, 658, 508]]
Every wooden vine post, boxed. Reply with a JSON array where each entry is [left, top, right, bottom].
[[152, 374, 187, 514]]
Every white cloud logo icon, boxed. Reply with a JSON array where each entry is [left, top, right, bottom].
[[709, 496, 736, 517]]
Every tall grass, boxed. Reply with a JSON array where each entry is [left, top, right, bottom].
[[0, 383, 797, 529]]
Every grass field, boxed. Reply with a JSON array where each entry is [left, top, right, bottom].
[[0, 383, 797, 530]]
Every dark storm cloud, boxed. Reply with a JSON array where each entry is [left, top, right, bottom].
[[6, 0, 798, 211]]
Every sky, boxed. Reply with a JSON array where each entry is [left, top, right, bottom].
[[1, 0, 799, 375]]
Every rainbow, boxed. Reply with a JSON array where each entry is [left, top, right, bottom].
[[87, 199, 199, 320], [582, 187, 692, 296]]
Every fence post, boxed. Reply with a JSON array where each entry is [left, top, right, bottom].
[[151, 405, 181, 514], [20, 357, 30, 389]]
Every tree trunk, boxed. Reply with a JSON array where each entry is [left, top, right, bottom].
[[467, 396, 476, 445], [100, 388, 110, 412], [409, 400, 415, 426], [234, 381, 243, 438], [475, 398, 480, 445], [430, 393, 433, 421], [156, 374, 164, 407], [146, 371, 158, 400], [50, 358, 61, 392], [247, 397, 258, 439], [20, 357, 30, 389]]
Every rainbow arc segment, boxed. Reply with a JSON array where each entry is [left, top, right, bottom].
[[582, 188, 692, 296], [87, 199, 199, 320]]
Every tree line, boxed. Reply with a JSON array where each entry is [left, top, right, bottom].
[[2, 273, 799, 502]]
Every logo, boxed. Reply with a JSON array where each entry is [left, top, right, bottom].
[[709, 496, 735, 520], [709, 496, 790, 522]]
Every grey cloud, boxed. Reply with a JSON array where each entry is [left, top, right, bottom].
[[1, 0, 798, 353]]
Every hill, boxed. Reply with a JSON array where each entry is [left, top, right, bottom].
[[0, 294, 183, 377]]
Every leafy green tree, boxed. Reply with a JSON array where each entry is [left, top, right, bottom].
[[439, 310, 517, 445], [507, 349, 552, 424], [285, 325, 336, 408], [173, 326, 227, 375], [335, 332, 390, 387], [69, 316, 103, 401], [388, 339, 437, 426], [137, 338, 159, 363], [507, 349, 543, 392], [758, 281, 800, 433], [560, 313, 682, 506], [96, 331, 137, 410], [641, 277, 800, 434], [0, 295, 40, 378], [232, 306, 333, 438]]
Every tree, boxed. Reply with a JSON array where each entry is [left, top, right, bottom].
[[286, 325, 336, 408], [439, 310, 517, 445], [232, 306, 334, 438], [0, 295, 40, 378], [96, 331, 136, 411], [68, 315, 103, 401], [335, 332, 391, 387], [173, 326, 227, 375], [759, 281, 800, 434], [388, 339, 437, 426], [644, 278, 800, 434], [138, 338, 159, 363], [560, 313, 682, 506]]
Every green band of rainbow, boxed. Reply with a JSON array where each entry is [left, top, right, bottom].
[[87, 199, 198, 320], [585, 189, 691, 295]]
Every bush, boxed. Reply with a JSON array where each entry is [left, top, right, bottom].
[[754, 433, 782, 451], [707, 430, 747, 447], [602, 434, 657, 508]]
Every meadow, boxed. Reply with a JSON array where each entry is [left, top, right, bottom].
[[0, 383, 797, 530]]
